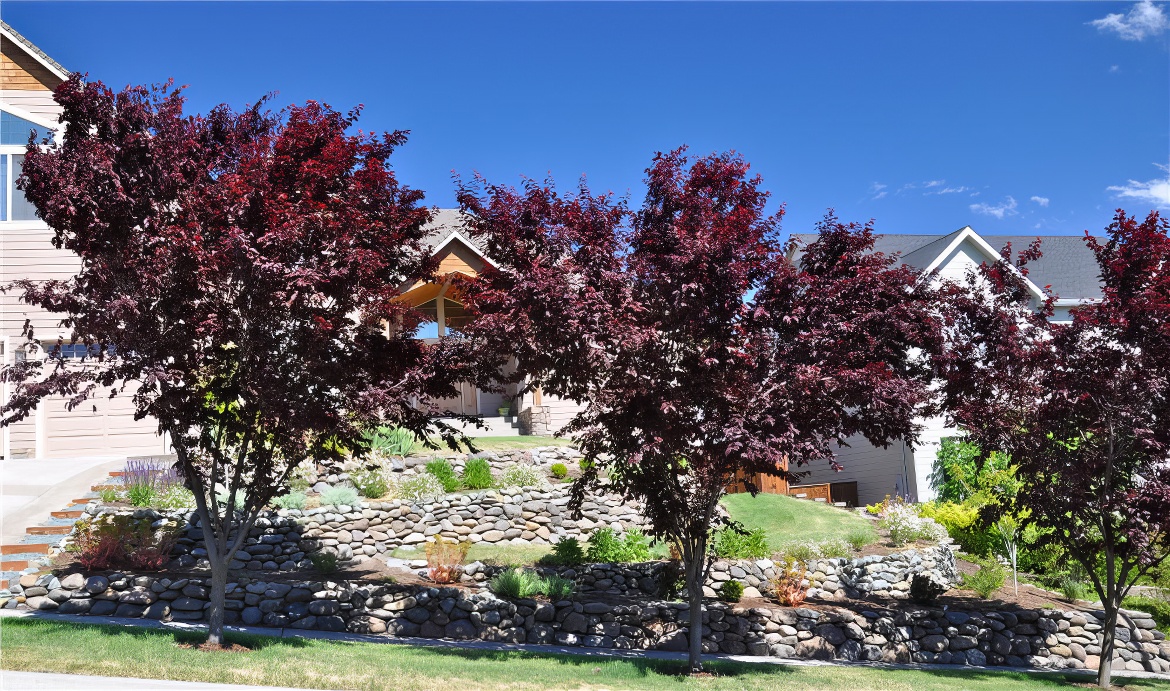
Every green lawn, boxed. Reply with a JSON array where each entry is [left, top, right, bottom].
[[4, 618, 1166, 691], [721, 492, 877, 551]]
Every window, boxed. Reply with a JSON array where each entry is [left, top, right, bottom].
[[1, 111, 55, 222], [413, 297, 469, 338]]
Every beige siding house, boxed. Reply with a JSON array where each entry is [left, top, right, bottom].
[[1, 22, 169, 459]]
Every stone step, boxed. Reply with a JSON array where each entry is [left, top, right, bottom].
[[27, 525, 72, 535], [1, 543, 49, 555]]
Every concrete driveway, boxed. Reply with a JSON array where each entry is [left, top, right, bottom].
[[1, 456, 125, 544]]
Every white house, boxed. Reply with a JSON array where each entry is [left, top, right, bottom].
[[786, 226, 1103, 506]]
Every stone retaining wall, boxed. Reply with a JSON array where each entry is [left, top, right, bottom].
[[11, 570, 1170, 673]]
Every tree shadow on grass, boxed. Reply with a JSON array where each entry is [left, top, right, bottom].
[[7, 617, 309, 652]]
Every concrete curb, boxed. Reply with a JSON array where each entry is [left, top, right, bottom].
[[4, 608, 1170, 683], [1, 670, 332, 691]]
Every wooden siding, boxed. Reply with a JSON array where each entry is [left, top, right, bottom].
[[44, 389, 166, 458], [435, 240, 485, 277], [1, 41, 59, 92], [543, 392, 585, 435], [0, 225, 85, 337]]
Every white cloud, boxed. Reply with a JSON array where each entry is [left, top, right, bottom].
[[1030, 196, 1050, 207], [1106, 164, 1170, 209], [1110, 65, 1121, 73], [1090, 0, 1169, 40], [869, 182, 888, 200], [933, 186, 971, 195], [969, 196, 1019, 219], [923, 180, 945, 188]]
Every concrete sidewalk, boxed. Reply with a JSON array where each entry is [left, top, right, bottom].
[[4, 609, 1170, 684], [1, 670, 331, 691], [0, 457, 124, 544]]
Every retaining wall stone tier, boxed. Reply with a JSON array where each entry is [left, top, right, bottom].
[[9, 570, 1170, 673]]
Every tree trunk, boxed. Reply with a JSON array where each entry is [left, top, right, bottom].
[[1098, 595, 1122, 689], [206, 551, 229, 646], [684, 537, 708, 673]]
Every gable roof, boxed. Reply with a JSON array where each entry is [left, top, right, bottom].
[[789, 228, 1103, 301], [0, 21, 70, 83], [420, 208, 497, 268]]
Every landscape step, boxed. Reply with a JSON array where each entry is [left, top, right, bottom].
[[0, 559, 30, 571], [50, 510, 83, 519], [26, 525, 72, 535], [0, 543, 49, 555]]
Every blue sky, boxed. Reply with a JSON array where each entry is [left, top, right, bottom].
[[4, 1, 1168, 239]]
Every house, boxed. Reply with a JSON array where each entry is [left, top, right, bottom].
[[786, 226, 1103, 506]]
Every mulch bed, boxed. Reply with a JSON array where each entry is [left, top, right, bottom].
[[176, 642, 252, 653]]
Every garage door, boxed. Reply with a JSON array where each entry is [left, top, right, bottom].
[[44, 391, 168, 458]]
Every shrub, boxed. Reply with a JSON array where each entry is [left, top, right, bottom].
[[489, 568, 545, 599], [776, 541, 819, 564], [351, 464, 391, 499], [500, 463, 543, 488], [1123, 596, 1170, 631], [215, 490, 246, 511], [910, 574, 946, 604], [461, 458, 494, 490], [320, 484, 360, 507], [539, 537, 585, 567], [769, 558, 808, 606], [586, 527, 651, 563], [543, 574, 576, 600], [550, 463, 569, 480], [878, 501, 948, 546], [126, 484, 156, 507], [70, 515, 178, 570], [310, 551, 340, 574], [817, 538, 851, 559], [918, 500, 996, 557], [718, 580, 744, 602], [426, 536, 471, 584], [846, 530, 875, 552], [124, 521, 180, 570], [712, 527, 770, 560], [366, 426, 416, 456], [425, 459, 461, 494], [70, 517, 125, 570], [273, 492, 308, 510], [153, 485, 195, 510], [930, 438, 1019, 504], [1058, 573, 1090, 603], [961, 562, 1007, 599], [395, 473, 444, 502], [98, 487, 122, 504]]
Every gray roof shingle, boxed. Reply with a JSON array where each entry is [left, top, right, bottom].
[[788, 230, 1103, 300], [1, 21, 69, 78]]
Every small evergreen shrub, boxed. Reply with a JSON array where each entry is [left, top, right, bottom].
[[712, 527, 770, 560], [273, 492, 308, 510], [961, 562, 1007, 599], [461, 458, 494, 490], [550, 463, 569, 479], [910, 574, 946, 604], [395, 473, 444, 502], [500, 463, 543, 488], [320, 484, 360, 507], [425, 459, 461, 493], [310, 551, 339, 574], [718, 580, 744, 602], [351, 465, 390, 499], [539, 537, 585, 566], [585, 527, 651, 563], [489, 568, 545, 598]]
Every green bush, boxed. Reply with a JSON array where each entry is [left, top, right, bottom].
[[550, 463, 569, 479], [366, 426, 416, 456], [489, 568, 545, 598], [126, 484, 155, 508], [543, 574, 576, 600], [500, 464, 543, 488], [930, 438, 1020, 504], [961, 562, 1007, 599], [98, 487, 122, 504], [1057, 573, 1090, 603], [461, 458, 494, 490], [425, 459, 461, 493], [320, 484, 360, 507], [712, 527, 770, 560], [310, 551, 339, 574], [918, 500, 997, 557], [273, 492, 308, 510], [585, 527, 650, 563], [152, 486, 195, 510], [1122, 596, 1170, 631], [718, 580, 744, 602], [215, 490, 245, 511], [351, 465, 390, 499], [776, 541, 820, 564], [846, 530, 875, 551], [288, 460, 315, 493], [394, 473, 444, 502], [539, 537, 585, 567]]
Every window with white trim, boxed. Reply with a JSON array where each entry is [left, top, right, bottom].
[[1, 110, 54, 222]]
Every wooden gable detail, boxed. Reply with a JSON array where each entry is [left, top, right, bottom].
[[1, 37, 61, 91]]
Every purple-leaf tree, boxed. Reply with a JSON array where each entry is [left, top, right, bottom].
[[457, 148, 945, 671], [940, 210, 1170, 688], [6, 76, 482, 645]]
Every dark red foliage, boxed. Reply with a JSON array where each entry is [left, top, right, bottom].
[[940, 210, 1170, 688], [7, 75, 485, 643], [457, 147, 945, 670]]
